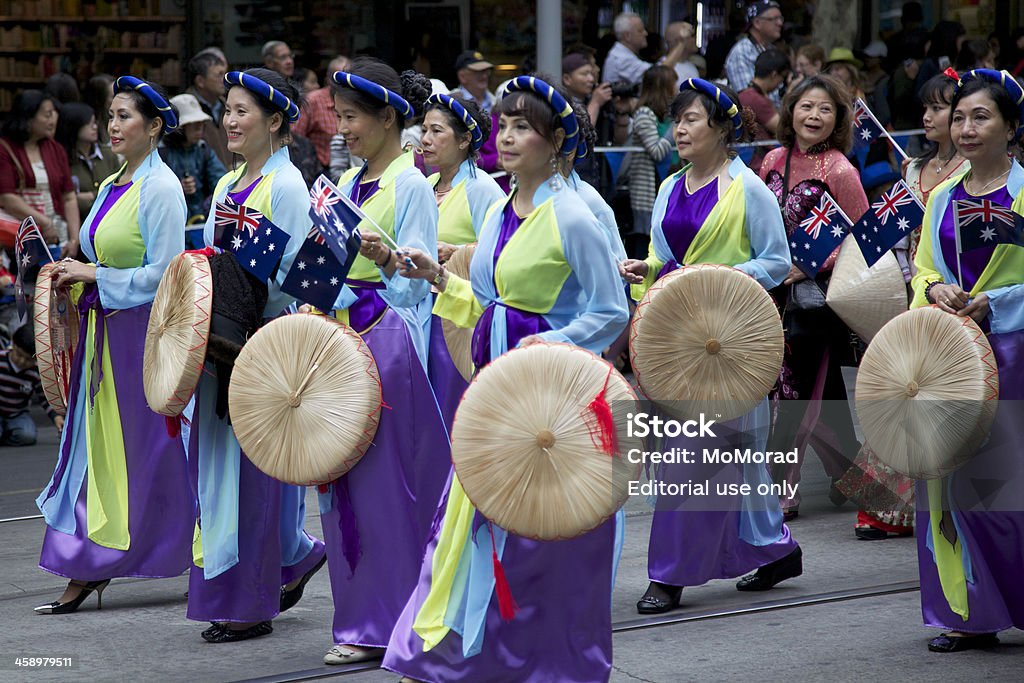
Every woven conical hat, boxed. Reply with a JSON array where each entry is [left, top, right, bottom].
[[630, 264, 784, 422], [229, 314, 381, 486], [825, 235, 907, 342], [33, 262, 78, 414], [451, 342, 641, 540], [441, 244, 476, 381], [855, 306, 999, 479], [143, 252, 213, 416]]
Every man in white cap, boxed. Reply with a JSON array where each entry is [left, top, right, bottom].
[[162, 94, 227, 223], [455, 50, 495, 114]]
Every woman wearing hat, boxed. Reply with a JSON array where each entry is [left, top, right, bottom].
[[420, 92, 505, 429], [911, 68, 1024, 653], [35, 77, 194, 614], [620, 79, 797, 613], [159, 93, 227, 225], [383, 75, 628, 682], [318, 57, 451, 665], [758, 74, 870, 519], [186, 67, 327, 643]]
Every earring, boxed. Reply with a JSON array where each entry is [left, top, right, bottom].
[[509, 172, 518, 192], [547, 155, 563, 192]]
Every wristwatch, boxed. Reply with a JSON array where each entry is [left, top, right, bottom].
[[432, 266, 446, 286]]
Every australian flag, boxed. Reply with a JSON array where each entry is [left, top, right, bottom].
[[280, 175, 362, 311], [791, 192, 850, 277], [954, 199, 1024, 253], [852, 98, 886, 150], [14, 216, 54, 320], [213, 197, 291, 281], [854, 180, 925, 267]]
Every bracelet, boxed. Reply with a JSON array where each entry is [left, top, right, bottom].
[[924, 280, 941, 304], [375, 250, 393, 268], [431, 266, 446, 286]]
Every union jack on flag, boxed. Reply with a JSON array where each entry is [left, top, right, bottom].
[[799, 193, 840, 240], [310, 176, 342, 219], [13, 216, 53, 320], [954, 199, 1024, 254], [872, 180, 919, 225], [214, 198, 263, 241], [852, 98, 885, 149]]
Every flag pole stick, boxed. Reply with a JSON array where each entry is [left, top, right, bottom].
[[857, 98, 909, 161], [953, 201, 964, 287], [828, 194, 855, 227], [332, 179, 403, 251]]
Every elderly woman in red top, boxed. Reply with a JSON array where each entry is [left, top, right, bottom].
[[0, 90, 80, 257]]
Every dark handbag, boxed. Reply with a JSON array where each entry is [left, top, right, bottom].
[[787, 278, 827, 311]]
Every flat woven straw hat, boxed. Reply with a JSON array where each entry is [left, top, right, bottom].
[[442, 244, 476, 381], [855, 306, 999, 479], [825, 235, 907, 342], [229, 314, 381, 486], [451, 342, 641, 540], [630, 264, 784, 422], [143, 252, 213, 416], [33, 262, 79, 414]]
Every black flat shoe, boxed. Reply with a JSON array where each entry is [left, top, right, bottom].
[[280, 554, 327, 613], [828, 478, 848, 506], [783, 508, 799, 522], [34, 579, 111, 614], [636, 582, 683, 614], [855, 526, 889, 540], [201, 621, 273, 643], [736, 546, 802, 591], [928, 633, 999, 652]]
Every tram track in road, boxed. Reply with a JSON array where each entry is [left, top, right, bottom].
[[230, 580, 921, 682]]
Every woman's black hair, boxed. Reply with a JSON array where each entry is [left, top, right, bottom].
[[927, 20, 966, 61], [332, 56, 432, 132], [226, 67, 301, 139], [954, 39, 993, 72], [112, 80, 179, 142], [950, 77, 1022, 148], [493, 73, 571, 154], [44, 72, 80, 104], [422, 94, 492, 161], [913, 73, 958, 164], [54, 101, 96, 158], [1, 90, 59, 143], [669, 82, 757, 146]]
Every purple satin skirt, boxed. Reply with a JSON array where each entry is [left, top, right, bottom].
[[321, 307, 451, 647], [427, 315, 466, 434], [39, 304, 194, 581], [185, 376, 328, 624], [382, 517, 616, 683], [647, 429, 797, 586], [917, 329, 1024, 632]]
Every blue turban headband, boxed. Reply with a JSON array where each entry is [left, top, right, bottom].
[[113, 76, 178, 131], [956, 69, 1024, 136], [425, 93, 484, 150], [502, 76, 580, 156], [223, 71, 300, 123], [332, 71, 414, 120], [679, 78, 744, 140]]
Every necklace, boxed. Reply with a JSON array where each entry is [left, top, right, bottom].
[[685, 157, 730, 194], [965, 164, 1011, 196], [931, 149, 957, 174]]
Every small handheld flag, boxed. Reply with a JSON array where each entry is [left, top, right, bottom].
[[13, 216, 54, 320], [954, 199, 1024, 253], [213, 197, 291, 281], [791, 191, 852, 277], [853, 98, 908, 160], [280, 175, 363, 311], [854, 179, 925, 267]]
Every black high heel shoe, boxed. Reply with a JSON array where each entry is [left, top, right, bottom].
[[280, 554, 327, 613], [34, 579, 111, 614], [636, 581, 683, 614]]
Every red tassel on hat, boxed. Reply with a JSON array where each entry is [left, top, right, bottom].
[[586, 365, 619, 456], [488, 523, 518, 621]]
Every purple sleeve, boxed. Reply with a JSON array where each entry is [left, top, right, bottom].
[[477, 111, 501, 174]]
